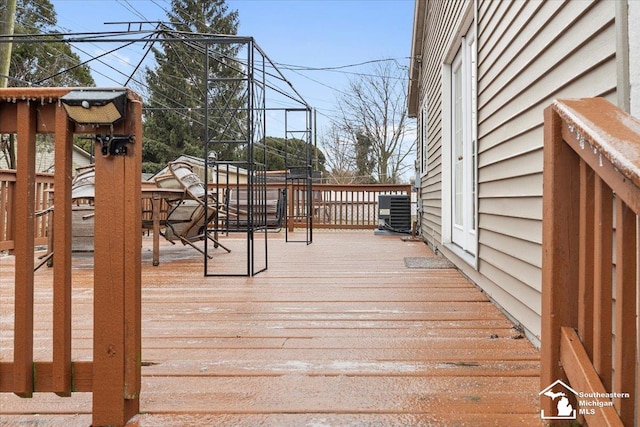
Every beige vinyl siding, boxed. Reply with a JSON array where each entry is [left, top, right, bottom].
[[480, 215, 541, 245], [480, 233, 541, 289], [417, 0, 466, 244], [413, 0, 618, 342], [476, 0, 617, 340], [0, 140, 92, 173]]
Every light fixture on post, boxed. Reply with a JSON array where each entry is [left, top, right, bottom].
[[60, 88, 127, 125], [60, 88, 133, 157]]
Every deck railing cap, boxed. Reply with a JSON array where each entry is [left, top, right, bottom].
[[553, 97, 640, 189]]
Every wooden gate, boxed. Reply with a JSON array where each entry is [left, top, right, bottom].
[[0, 87, 142, 426]]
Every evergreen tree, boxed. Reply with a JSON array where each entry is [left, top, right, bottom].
[[247, 137, 327, 173], [0, 0, 95, 169], [143, 0, 243, 173], [10, 0, 94, 87]]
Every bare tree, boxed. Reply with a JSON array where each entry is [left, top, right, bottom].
[[337, 61, 415, 184], [321, 123, 357, 184]]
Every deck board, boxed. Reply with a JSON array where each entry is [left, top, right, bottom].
[[0, 231, 541, 426]]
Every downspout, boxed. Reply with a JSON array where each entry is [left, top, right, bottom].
[[616, 0, 630, 113], [625, 0, 640, 118]]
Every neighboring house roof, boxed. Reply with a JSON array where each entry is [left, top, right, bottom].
[[148, 154, 249, 183], [0, 142, 93, 173], [147, 154, 204, 181]]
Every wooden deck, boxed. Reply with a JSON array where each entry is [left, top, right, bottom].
[[1, 231, 541, 426]]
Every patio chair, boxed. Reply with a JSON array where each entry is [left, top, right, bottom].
[[71, 164, 96, 200], [34, 165, 97, 271], [226, 187, 285, 232], [154, 161, 231, 256]]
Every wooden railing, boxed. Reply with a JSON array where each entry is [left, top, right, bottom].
[[542, 98, 639, 426], [0, 170, 54, 251], [0, 87, 143, 427], [301, 183, 412, 229], [206, 182, 413, 231], [1, 178, 413, 252]]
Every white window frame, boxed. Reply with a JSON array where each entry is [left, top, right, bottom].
[[420, 108, 427, 177]]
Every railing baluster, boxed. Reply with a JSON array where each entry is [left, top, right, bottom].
[[0, 177, 8, 248], [0, 173, 54, 250], [7, 179, 13, 248], [338, 189, 343, 225], [578, 160, 594, 357], [592, 175, 613, 390], [613, 197, 636, 425]]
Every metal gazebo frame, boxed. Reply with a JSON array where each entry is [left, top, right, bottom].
[[1, 25, 316, 277]]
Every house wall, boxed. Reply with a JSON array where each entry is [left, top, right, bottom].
[[630, 0, 640, 118], [37, 143, 93, 173], [415, 0, 617, 344], [417, 0, 467, 245], [0, 140, 92, 173]]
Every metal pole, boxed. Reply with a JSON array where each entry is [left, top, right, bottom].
[[247, 39, 254, 276], [203, 42, 210, 272]]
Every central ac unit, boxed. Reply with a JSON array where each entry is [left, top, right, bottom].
[[378, 195, 411, 233]]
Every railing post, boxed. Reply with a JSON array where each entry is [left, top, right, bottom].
[[613, 197, 637, 425], [92, 94, 142, 426], [52, 99, 74, 396], [541, 105, 580, 416], [13, 100, 37, 398]]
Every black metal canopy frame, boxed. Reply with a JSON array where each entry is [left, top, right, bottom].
[[0, 24, 315, 276]]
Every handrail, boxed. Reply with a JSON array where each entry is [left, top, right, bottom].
[[542, 98, 639, 426]]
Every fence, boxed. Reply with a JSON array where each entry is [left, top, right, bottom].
[[542, 98, 639, 426]]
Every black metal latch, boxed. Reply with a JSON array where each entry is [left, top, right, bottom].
[[95, 134, 134, 156]]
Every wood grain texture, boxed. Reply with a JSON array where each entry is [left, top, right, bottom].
[[0, 231, 541, 426]]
